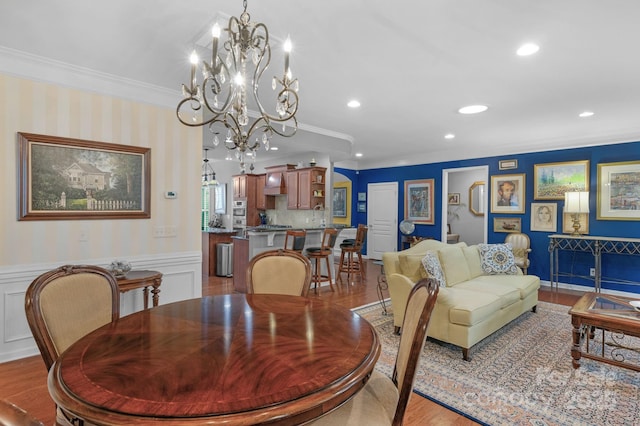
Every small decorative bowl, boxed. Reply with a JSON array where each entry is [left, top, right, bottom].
[[109, 260, 132, 278]]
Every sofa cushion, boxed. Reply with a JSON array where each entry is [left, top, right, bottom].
[[437, 246, 471, 287], [463, 245, 484, 278], [454, 279, 521, 308], [437, 288, 503, 326], [421, 251, 446, 287], [467, 274, 540, 300], [478, 243, 519, 275], [397, 253, 428, 282]]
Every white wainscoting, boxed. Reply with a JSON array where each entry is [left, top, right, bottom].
[[0, 251, 202, 363]]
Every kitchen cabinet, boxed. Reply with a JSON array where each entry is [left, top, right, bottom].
[[233, 175, 248, 199], [286, 167, 326, 210], [256, 174, 275, 210], [232, 174, 261, 226]]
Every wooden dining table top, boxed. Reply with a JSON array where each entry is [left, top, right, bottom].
[[48, 293, 381, 425]]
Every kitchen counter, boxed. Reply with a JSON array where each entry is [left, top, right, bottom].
[[232, 227, 351, 292], [204, 227, 241, 234]]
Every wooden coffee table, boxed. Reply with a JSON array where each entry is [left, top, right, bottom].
[[569, 292, 640, 371]]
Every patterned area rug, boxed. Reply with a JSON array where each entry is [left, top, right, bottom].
[[354, 300, 640, 426]]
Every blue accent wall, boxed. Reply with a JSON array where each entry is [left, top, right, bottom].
[[338, 141, 640, 294]]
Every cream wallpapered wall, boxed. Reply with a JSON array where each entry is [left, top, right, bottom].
[[0, 74, 202, 266]]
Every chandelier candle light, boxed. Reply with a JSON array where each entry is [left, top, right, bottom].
[[177, 0, 299, 172]]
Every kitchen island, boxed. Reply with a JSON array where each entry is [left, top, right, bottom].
[[232, 226, 349, 292], [202, 228, 239, 277]]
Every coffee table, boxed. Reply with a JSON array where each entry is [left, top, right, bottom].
[[569, 292, 640, 371]]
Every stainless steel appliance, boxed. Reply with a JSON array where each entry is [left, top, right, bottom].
[[232, 200, 246, 228]]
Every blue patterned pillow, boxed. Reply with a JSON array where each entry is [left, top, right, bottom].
[[421, 250, 447, 287], [478, 243, 519, 275]]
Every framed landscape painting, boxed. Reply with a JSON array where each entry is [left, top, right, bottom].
[[597, 161, 640, 220], [533, 160, 589, 200], [405, 179, 434, 224], [18, 132, 151, 221], [493, 217, 522, 233]]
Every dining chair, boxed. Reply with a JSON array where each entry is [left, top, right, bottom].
[[337, 224, 367, 285], [247, 249, 312, 297], [0, 400, 44, 426], [505, 232, 531, 274], [310, 278, 439, 425], [24, 264, 120, 371], [284, 229, 307, 252], [305, 228, 339, 294]]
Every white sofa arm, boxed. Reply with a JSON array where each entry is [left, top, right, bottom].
[[387, 273, 417, 332]]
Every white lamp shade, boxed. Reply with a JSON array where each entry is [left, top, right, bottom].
[[564, 191, 590, 213]]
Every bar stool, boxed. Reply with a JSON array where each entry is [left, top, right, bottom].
[[337, 224, 367, 285], [305, 228, 339, 294], [284, 229, 306, 253]]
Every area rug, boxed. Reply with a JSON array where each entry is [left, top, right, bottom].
[[354, 300, 640, 426]]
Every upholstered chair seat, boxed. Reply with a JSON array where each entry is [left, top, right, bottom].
[[310, 278, 439, 426], [247, 249, 312, 297], [505, 232, 532, 274]]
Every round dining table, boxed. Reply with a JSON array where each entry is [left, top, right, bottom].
[[48, 294, 381, 425]]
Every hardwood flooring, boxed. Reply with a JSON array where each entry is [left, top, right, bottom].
[[0, 261, 583, 425]]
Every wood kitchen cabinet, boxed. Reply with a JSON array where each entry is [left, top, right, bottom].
[[233, 175, 248, 199], [286, 167, 326, 210], [256, 174, 275, 210], [232, 174, 261, 226]]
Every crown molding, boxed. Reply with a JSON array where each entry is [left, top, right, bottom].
[[0, 45, 354, 145]]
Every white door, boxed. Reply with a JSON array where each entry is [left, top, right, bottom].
[[367, 182, 398, 260]]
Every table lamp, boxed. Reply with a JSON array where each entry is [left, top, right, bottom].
[[564, 191, 589, 236]]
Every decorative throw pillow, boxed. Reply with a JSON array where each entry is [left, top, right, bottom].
[[421, 250, 447, 287], [478, 243, 519, 275]]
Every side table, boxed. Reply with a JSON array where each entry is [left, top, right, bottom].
[[116, 270, 163, 309]]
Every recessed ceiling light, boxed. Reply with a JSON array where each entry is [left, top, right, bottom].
[[458, 105, 488, 114], [516, 43, 540, 56], [355, 152, 363, 157], [270, 146, 278, 150], [579, 111, 594, 118], [347, 100, 361, 108], [445, 133, 455, 140]]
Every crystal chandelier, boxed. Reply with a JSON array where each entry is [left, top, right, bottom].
[[202, 148, 218, 186], [177, 0, 299, 173]]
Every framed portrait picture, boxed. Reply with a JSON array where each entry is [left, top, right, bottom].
[[332, 187, 347, 218], [563, 211, 589, 234], [597, 161, 640, 220], [493, 217, 522, 233], [18, 132, 151, 221], [404, 179, 434, 224], [533, 160, 589, 200], [530, 202, 557, 232], [448, 193, 460, 205], [357, 202, 366, 213], [490, 174, 525, 214], [499, 159, 518, 170]]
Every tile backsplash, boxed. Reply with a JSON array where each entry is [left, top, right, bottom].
[[266, 197, 328, 228]]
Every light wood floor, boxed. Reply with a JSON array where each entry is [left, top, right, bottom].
[[0, 261, 583, 425]]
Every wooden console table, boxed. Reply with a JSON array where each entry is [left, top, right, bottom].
[[116, 270, 163, 309], [548, 234, 640, 292]]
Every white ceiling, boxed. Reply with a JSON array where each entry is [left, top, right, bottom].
[[2, 0, 640, 169]]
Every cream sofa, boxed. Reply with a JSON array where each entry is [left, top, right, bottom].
[[382, 239, 540, 360]]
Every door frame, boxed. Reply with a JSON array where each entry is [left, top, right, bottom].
[[442, 165, 488, 244]]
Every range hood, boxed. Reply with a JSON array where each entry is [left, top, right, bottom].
[[264, 164, 296, 195]]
